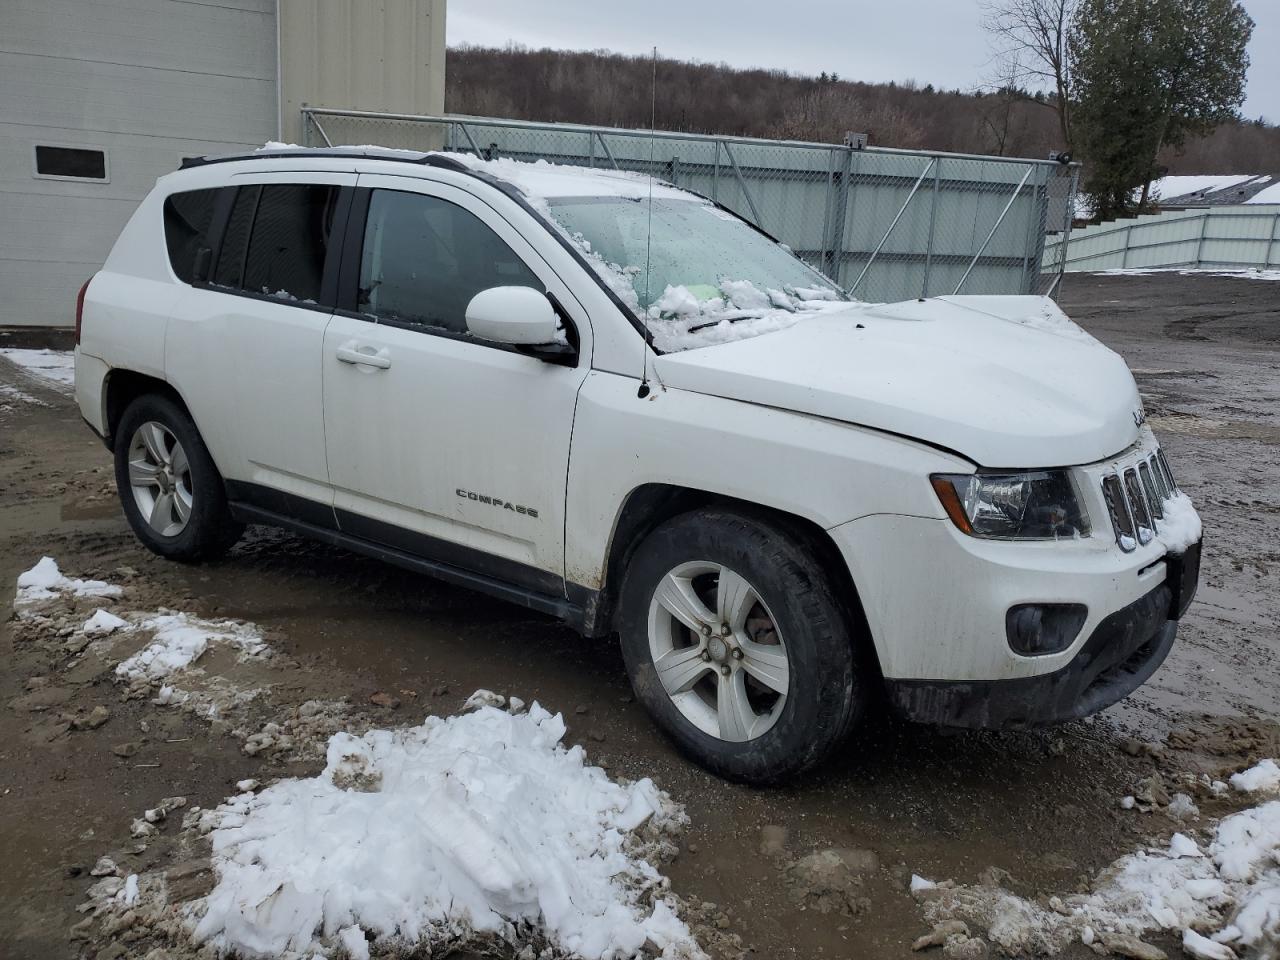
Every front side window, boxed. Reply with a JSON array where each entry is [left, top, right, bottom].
[[241, 184, 340, 303], [162, 188, 219, 284], [358, 190, 540, 334]]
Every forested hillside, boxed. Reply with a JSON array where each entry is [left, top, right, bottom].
[[445, 44, 1278, 174]]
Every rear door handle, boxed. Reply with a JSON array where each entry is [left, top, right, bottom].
[[336, 342, 391, 369]]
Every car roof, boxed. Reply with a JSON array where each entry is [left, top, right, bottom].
[[180, 144, 702, 204]]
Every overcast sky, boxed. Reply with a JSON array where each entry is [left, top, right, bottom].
[[448, 0, 1278, 123]]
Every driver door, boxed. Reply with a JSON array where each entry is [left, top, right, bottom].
[[321, 175, 592, 594]]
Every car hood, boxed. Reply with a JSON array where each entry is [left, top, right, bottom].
[[652, 295, 1142, 467]]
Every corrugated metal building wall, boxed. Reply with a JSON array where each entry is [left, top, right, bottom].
[[1046, 205, 1280, 272], [0, 0, 445, 328]]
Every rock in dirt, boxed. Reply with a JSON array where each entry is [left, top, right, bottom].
[[143, 796, 188, 823], [73, 705, 111, 730], [111, 741, 141, 759], [913, 920, 970, 950], [943, 935, 988, 960], [431, 683, 449, 697], [10, 686, 73, 712], [1100, 932, 1167, 960], [786, 848, 878, 916], [759, 824, 789, 857], [90, 856, 119, 877], [368, 691, 401, 709], [166, 858, 215, 902]]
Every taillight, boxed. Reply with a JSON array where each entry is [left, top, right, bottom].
[[75, 275, 93, 345]]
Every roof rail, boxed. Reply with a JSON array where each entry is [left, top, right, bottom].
[[178, 148, 469, 173]]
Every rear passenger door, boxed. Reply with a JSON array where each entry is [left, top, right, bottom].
[[322, 176, 592, 595], [167, 173, 353, 518]]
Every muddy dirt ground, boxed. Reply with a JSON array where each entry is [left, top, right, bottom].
[[1, 273, 1278, 960]]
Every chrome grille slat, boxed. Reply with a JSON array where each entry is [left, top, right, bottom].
[[1139, 461, 1163, 519], [1100, 445, 1177, 551]]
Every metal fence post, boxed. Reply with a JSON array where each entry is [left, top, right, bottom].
[[712, 140, 721, 202], [1195, 212, 1210, 267], [670, 155, 680, 187], [953, 165, 1034, 294], [822, 146, 853, 281], [920, 156, 941, 297], [1121, 223, 1133, 268], [1268, 211, 1280, 268]]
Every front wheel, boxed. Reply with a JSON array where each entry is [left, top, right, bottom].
[[114, 393, 243, 561], [618, 508, 868, 783]]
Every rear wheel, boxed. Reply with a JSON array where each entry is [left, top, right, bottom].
[[114, 394, 243, 561], [619, 508, 867, 783]]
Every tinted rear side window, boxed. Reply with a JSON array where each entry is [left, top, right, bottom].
[[358, 189, 540, 334], [162, 188, 219, 283], [214, 185, 259, 289], [242, 184, 340, 303]]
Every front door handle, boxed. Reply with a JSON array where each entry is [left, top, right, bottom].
[[336, 342, 391, 369]]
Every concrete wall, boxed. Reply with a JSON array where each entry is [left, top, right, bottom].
[[278, 0, 446, 145]]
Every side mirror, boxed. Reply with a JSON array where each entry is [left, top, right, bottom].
[[465, 286, 557, 345]]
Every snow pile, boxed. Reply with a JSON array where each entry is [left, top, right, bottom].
[[1159, 492, 1203, 554], [0, 348, 74, 391], [915, 779, 1280, 957], [115, 612, 269, 682], [190, 702, 699, 959], [1232, 760, 1280, 795], [15, 557, 121, 606], [82, 608, 131, 635]]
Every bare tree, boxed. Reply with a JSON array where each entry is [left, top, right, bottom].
[[981, 0, 1076, 150]]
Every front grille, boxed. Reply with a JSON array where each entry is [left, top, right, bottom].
[[1100, 449, 1179, 552]]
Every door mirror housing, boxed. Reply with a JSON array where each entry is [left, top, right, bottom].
[[465, 286, 558, 345]]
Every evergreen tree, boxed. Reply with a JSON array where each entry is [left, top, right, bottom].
[[1070, 0, 1252, 220]]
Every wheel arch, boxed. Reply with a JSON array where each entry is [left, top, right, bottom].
[[102, 369, 190, 448], [587, 483, 880, 675]]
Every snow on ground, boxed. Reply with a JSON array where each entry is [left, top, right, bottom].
[[190, 701, 699, 959], [1096, 268, 1280, 282], [115, 612, 269, 683], [1159, 493, 1204, 555], [914, 763, 1280, 957], [0, 348, 74, 390], [16, 556, 121, 605]]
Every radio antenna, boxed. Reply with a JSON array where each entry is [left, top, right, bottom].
[[637, 45, 658, 399]]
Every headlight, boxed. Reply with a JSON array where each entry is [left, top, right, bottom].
[[930, 470, 1089, 540]]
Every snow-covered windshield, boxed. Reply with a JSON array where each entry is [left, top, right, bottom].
[[545, 196, 852, 353]]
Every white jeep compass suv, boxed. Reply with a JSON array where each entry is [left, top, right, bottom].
[[74, 146, 1202, 783]]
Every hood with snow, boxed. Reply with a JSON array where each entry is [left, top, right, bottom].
[[653, 295, 1143, 468]]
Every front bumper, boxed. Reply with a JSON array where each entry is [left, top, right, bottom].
[[884, 541, 1201, 728]]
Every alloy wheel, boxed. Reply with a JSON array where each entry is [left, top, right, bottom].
[[646, 561, 790, 741], [127, 421, 193, 537]]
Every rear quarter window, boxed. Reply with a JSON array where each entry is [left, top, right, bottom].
[[162, 188, 220, 284]]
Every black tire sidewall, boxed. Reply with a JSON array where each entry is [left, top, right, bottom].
[[113, 394, 239, 561], [619, 509, 863, 784]]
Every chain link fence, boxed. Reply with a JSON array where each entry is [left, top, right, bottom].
[[301, 108, 1079, 303]]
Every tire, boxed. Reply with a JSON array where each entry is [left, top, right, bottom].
[[113, 393, 244, 561], [618, 508, 867, 784]]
